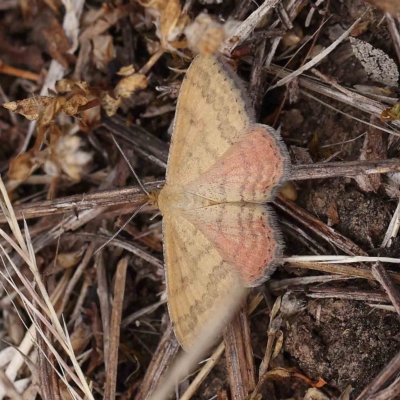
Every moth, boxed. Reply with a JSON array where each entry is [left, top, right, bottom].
[[150, 55, 289, 349]]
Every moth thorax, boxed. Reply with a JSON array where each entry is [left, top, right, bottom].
[[157, 184, 216, 214]]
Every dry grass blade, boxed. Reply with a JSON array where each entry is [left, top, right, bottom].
[[0, 260, 85, 399], [222, 0, 281, 54], [286, 255, 400, 264], [371, 262, 400, 316], [268, 16, 363, 90], [95, 251, 111, 369], [268, 64, 400, 130], [0, 369, 24, 400], [286, 261, 400, 284], [179, 343, 225, 400], [0, 177, 94, 400], [382, 198, 400, 247]]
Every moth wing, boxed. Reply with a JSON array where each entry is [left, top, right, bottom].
[[163, 210, 243, 349], [183, 203, 283, 286], [184, 124, 289, 203], [166, 55, 253, 186]]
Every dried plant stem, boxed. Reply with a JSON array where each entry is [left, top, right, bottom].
[[104, 256, 129, 400], [382, 198, 400, 247], [134, 323, 180, 400], [0, 60, 40, 81], [268, 16, 362, 90], [73, 232, 164, 271], [268, 275, 354, 292], [224, 305, 256, 400], [60, 241, 96, 312], [371, 262, 400, 316], [386, 13, 400, 65], [307, 287, 389, 303], [275, 196, 367, 256], [268, 64, 400, 130], [3, 159, 400, 223], [179, 343, 225, 400], [291, 158, 400, 180], [95, 251, 111, 369], [102, 116, 168, 168], [139, 48, 165, 75], [222, 0, 281, 54], [286, 261, 400, 284]]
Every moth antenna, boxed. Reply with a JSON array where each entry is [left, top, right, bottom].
[[111, 134, 149, 196], [94, 201, 149, 255]]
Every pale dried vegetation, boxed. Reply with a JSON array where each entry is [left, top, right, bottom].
[[2, 0, 400, 400]]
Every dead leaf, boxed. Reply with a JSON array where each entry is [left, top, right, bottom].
[[80, 4, 132, 41], [326, 201, 340, 226], [44, 135, 92, 181], [115, 73, 148, 98], [8, 151, 35, 181], [351, 20, 369, 36], [263, 367, 292, 381], [101, 92, 122, 117], [0, 37, 44, 72], [39, 97, 67, 126], [159, 0, 182, 45], [216, 390, 229, 400], [3, 96, 54, 121], [92, 34, 116, 71], [70, 318, 93, 354], [4, 309, 25, 345], [136, 0, 167, 8], [272, 330, 283, 360], [269, 296, 282, 326], [282, 25, 303, 48], [117, 65, 136, 76], [32, 8, 73, 68], [64, 94, 89, 116], [55, 79, 89, 94], [56, 247, 86, 269], [80, 102, 102, 132]]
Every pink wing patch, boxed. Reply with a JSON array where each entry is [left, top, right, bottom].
[[184, 125, 288, 203], [183, 203, 281, 286]]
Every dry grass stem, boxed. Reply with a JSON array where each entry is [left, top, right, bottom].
[[104, 256, 129, 400]]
